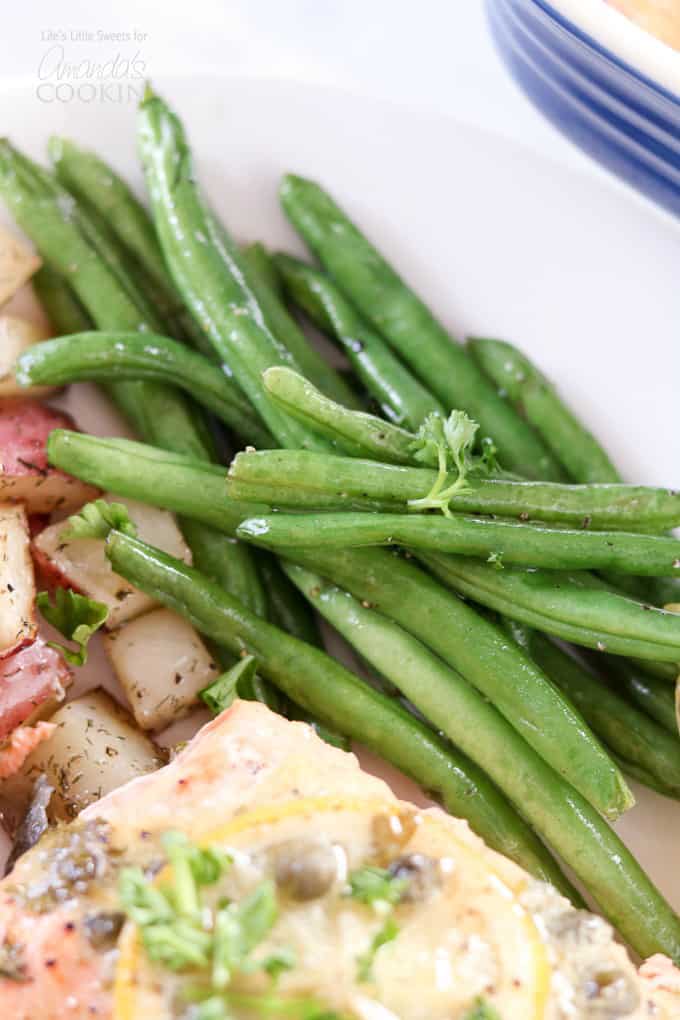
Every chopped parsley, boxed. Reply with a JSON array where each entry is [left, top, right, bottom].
[[462, 998, 502, 1020], [119, 832, 342, 1017], [37, 587, 108, 665], [347, 865, 408, 982], [347, 866, 408, 908]]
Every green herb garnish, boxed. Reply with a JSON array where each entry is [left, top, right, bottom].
[[37, 588, 108, 665], [63, 498, 137, 540], [200, 655, 259, 715], [408, 410, 479, 515], [348, 866, 408, 907], [462, 998, 502, 1020], [356, 915, 400, 982]]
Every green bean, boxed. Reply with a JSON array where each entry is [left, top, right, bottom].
[[0, 140, 269, 650], [242, 242, 282, 295], [181, 520, 268, 619], [102, 531, 567, 895], [32, 264, 92, 335], [468, 337, 621, 484], [609, 752, 680, 800], [279, 174, 565, 480], [0, 139, 200, 447], [420, 553, 680, 663], [469, 340, 680, 611], [237, 510, 680, 577], [226, 449, 680, 530], [137, 91, 331, 453], [273, 252, 444, 428], [47, 430, 268, 533], [245, 544, 630, 818], [504, 621, 680, 797], [48, 137, 173, 297], [263, 366, 415, 461], [599, 657, 678, 734], [276, 564, 680, 956], [255, 552, 322, 646], [239, 242, 360, 409], [17, 332, 273, 449]]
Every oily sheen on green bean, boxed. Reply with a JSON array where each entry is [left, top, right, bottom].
[[137, 91, 335, 452], [421, 553, 680, 663], [263, 366, 416, 462], [227, 448, 680, 530], [102, 530, 565, 892], [236, 510, 680, 576], [468, 337, 621, 485], [47, 431, 268, 533], [32, 264, 92, 335], [17, 331, 273, 449], [273, 252, 445, 428], [505, 621, 680, 798], [279, 562, 680, 956], [244, 544, 631, 819], [279, 173, 565, 481], [600, 657, 679, 734], [239, 242, 360, 408]]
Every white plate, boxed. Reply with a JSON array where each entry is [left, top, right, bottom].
[[1, 75, 679, 909]]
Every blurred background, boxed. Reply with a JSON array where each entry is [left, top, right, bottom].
[[5, 1, 595, 174]]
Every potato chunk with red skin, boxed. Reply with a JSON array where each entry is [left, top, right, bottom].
[[0, 638, 72, 740], [0, 401, 99, 514], [32, 496, 193, 628], [0, 504, 36, 658]]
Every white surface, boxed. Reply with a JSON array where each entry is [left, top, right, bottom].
[[4, 0, 597, 172], [1, 73, 679, 912]]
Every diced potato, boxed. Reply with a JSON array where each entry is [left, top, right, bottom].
[[105, 608, 219, 731], [0, 317, 54, 399], [33, 495, 192, 628], [0, 504, 36, 657], [0, 226, 41, 307], [20, 689, 164, 819], [0, 401, 99, 513], [0, 636, 72, 738]]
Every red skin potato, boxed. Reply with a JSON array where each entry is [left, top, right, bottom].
[[0, 638, 73, 741], [0, 401, 99, 514]]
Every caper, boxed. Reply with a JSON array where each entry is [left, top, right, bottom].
[[388, 853, 441, 902], [578, 964, 640, 1016], [84, 911, 125, 950], [271, 839, 338, 901]]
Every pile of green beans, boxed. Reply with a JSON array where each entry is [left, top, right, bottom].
[[105, 530, 569, 894], [5, 85, 680, 959]]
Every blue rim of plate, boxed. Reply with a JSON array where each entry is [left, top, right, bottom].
[[532, 0, 680, 103], [487, 0, 680, 217]]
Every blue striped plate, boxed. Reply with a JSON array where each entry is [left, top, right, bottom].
[[487, 0, 680, 216]]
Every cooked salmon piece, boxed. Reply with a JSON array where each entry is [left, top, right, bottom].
[[0, 702, 677, 1019]]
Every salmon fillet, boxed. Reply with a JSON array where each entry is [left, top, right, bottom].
[[0, 701, 394, 1019], [0, 700, 678, 1019]]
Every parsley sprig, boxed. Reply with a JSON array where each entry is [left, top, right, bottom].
[[63, 498, 138, 540], [408, 410, 479, 516], [37, 587, 109, 666]]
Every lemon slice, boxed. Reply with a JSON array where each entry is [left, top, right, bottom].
[[114, 796, 550, 1020]]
